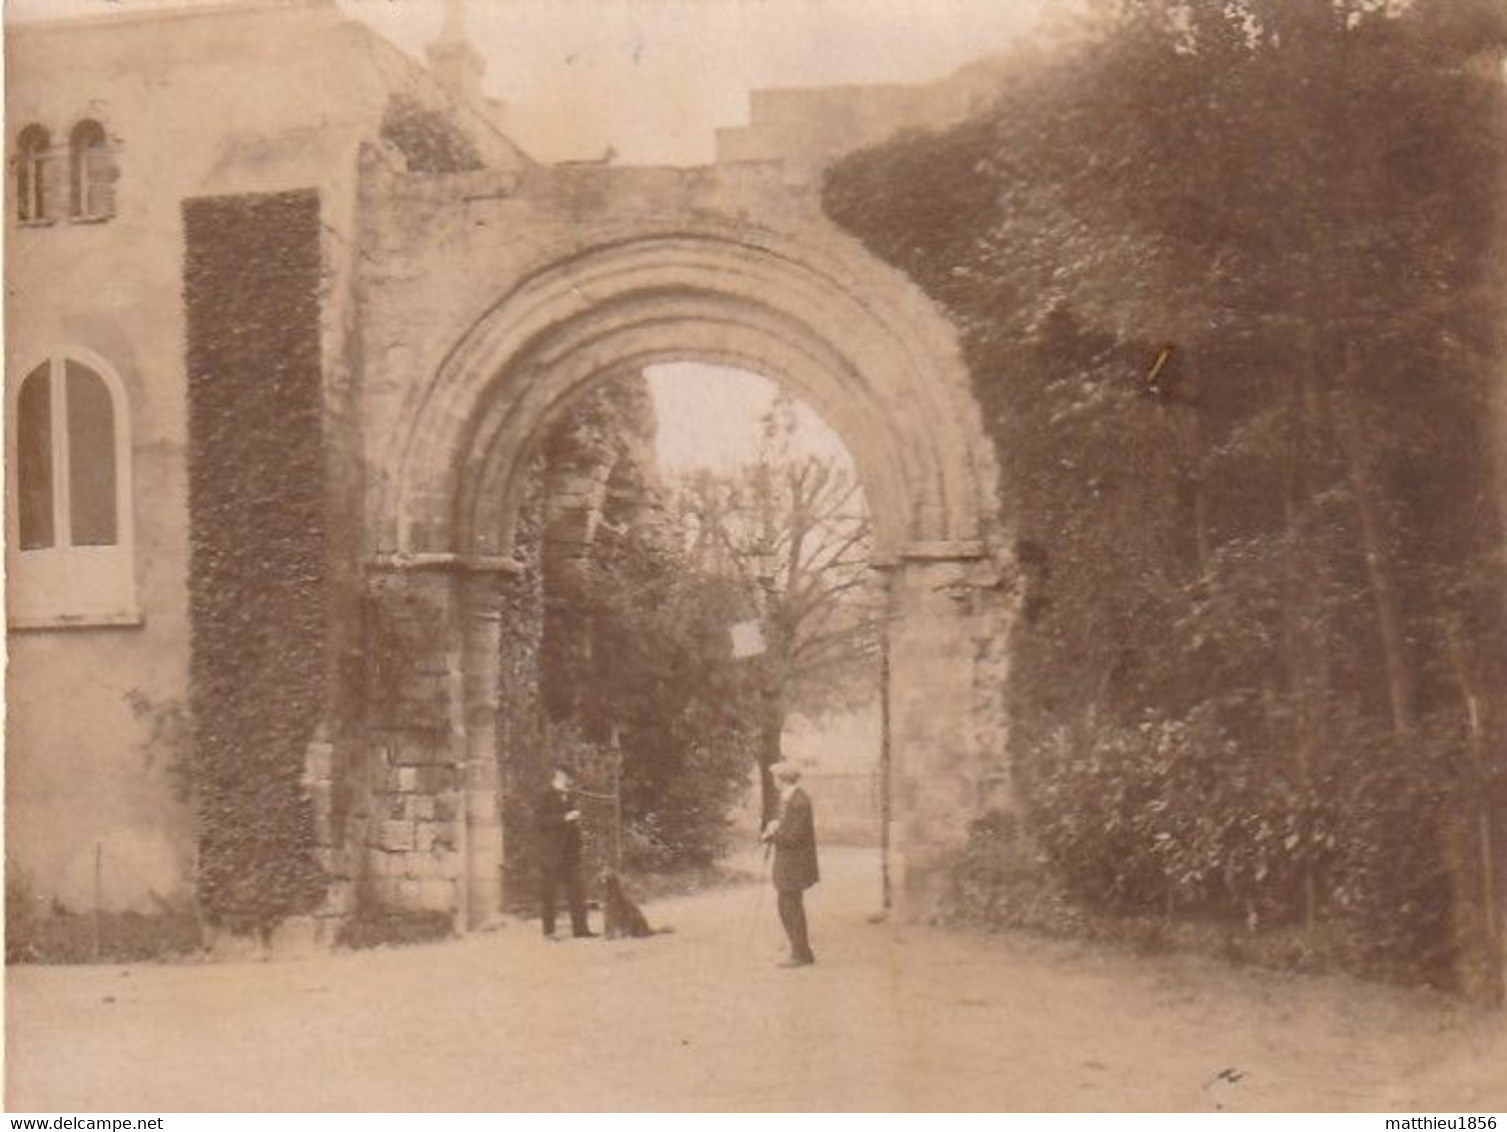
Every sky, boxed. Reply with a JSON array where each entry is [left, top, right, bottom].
[[4, 0, 1049, 470], [339, 0, 1052, 164], [644, 363, 848, 475], [5, 0, 1051, 165]]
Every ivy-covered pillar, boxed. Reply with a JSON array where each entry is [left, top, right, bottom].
[[885, 549, 1013, 920], [183, 188, 329, 937]]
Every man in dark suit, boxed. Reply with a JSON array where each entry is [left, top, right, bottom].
[[761, 760, 818, 967], [537, 767, 595, 939]]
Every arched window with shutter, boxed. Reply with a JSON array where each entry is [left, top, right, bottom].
[[15, 124, 53, 223], [7, 349, 137, 627], [68, 119, 115, 221]]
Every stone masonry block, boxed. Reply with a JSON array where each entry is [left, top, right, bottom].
[[308, 779, 334, 812], [304, 740, 334, 783], [389, 730, 457, 766], [434, 848, 463, 880], [416, 879, 457, 915], [415, 823, 437, 854], [418, 851, 459, 880], [433, 792, 460, 823], [366, 874, 401, 906], [379, 820, 416, 853], [398, 672, 447, 704], [310, 789, 334, 845], [416, 765, 457, 793], [315, 880, 353, 919]]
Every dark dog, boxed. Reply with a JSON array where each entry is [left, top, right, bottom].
[[600, 871, 672, 939]]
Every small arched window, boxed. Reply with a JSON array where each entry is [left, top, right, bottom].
[[15, 124, 53, 223], [69, 119, 115, 221], [7, 350, 137, 627]]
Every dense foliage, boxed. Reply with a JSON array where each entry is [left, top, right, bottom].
[[533, 382, 762, 873], [183, 191, 328, 934], [825, 0, 1507, 993], [498, 461, 550, 907], [380, 94, 485, 174]]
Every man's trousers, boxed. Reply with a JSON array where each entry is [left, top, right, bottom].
[[776, 888, 815, 962], [541, 862, 589, 937]]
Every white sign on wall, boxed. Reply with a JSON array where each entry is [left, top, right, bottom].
[[730, 620, 766, 658]]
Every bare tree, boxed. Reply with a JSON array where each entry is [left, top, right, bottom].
[[670, 394, 880, 818]]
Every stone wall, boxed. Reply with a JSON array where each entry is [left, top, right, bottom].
[[6, 0, 528, 917], [715, 60, 1008, 178], [884, 555, 1016, 910], [353, 568, 468, 917]]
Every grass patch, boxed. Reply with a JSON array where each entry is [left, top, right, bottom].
[[8, 910, 203, 965]]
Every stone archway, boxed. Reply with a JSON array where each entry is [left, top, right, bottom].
[[348, 184, 1012, 929], [381, 228, 990, 564]]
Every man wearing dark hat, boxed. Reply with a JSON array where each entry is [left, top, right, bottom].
[[537, 767, 596, 939], [761, 760, 819, 967]]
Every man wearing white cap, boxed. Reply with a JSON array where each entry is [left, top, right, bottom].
[[761, 760, 819, 967]]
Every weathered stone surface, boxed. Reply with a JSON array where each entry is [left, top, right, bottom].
[[416, 879, 456, 914], [304, 741, 334, 784], [414, 824, 438, 855], [433, 792, 461, 825], [433, 848, 463, 881], [387, 731, 460, 768], [415, 767, 457, 794], [378, 821, 416, 853]]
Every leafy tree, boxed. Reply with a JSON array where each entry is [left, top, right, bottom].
[[532, 381, 762, 872], [825, 0, 1507, 994]]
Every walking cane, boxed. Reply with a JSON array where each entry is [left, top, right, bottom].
[[744, 840, 773, 952]]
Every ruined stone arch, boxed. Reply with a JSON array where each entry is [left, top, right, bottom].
[[358, 215, 1011, 928], [381, 225, 997, 566]]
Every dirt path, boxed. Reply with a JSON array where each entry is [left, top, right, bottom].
[[7, 849, 1504, 1111]]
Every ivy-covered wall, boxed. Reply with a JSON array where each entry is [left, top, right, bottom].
[[183, 189, 328, 933], [499, 463, 546, 909], [822, 1, 1507, 999], [380, 94, 485, 174]]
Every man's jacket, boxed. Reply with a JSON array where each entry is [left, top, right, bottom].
[[771, 786, 819, 892], [536, 787, 582, 869]]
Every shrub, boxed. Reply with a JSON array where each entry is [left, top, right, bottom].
[[825, 0, 1507, 994], [5, 866, 39, 964], [335, 909, 454, 951]]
